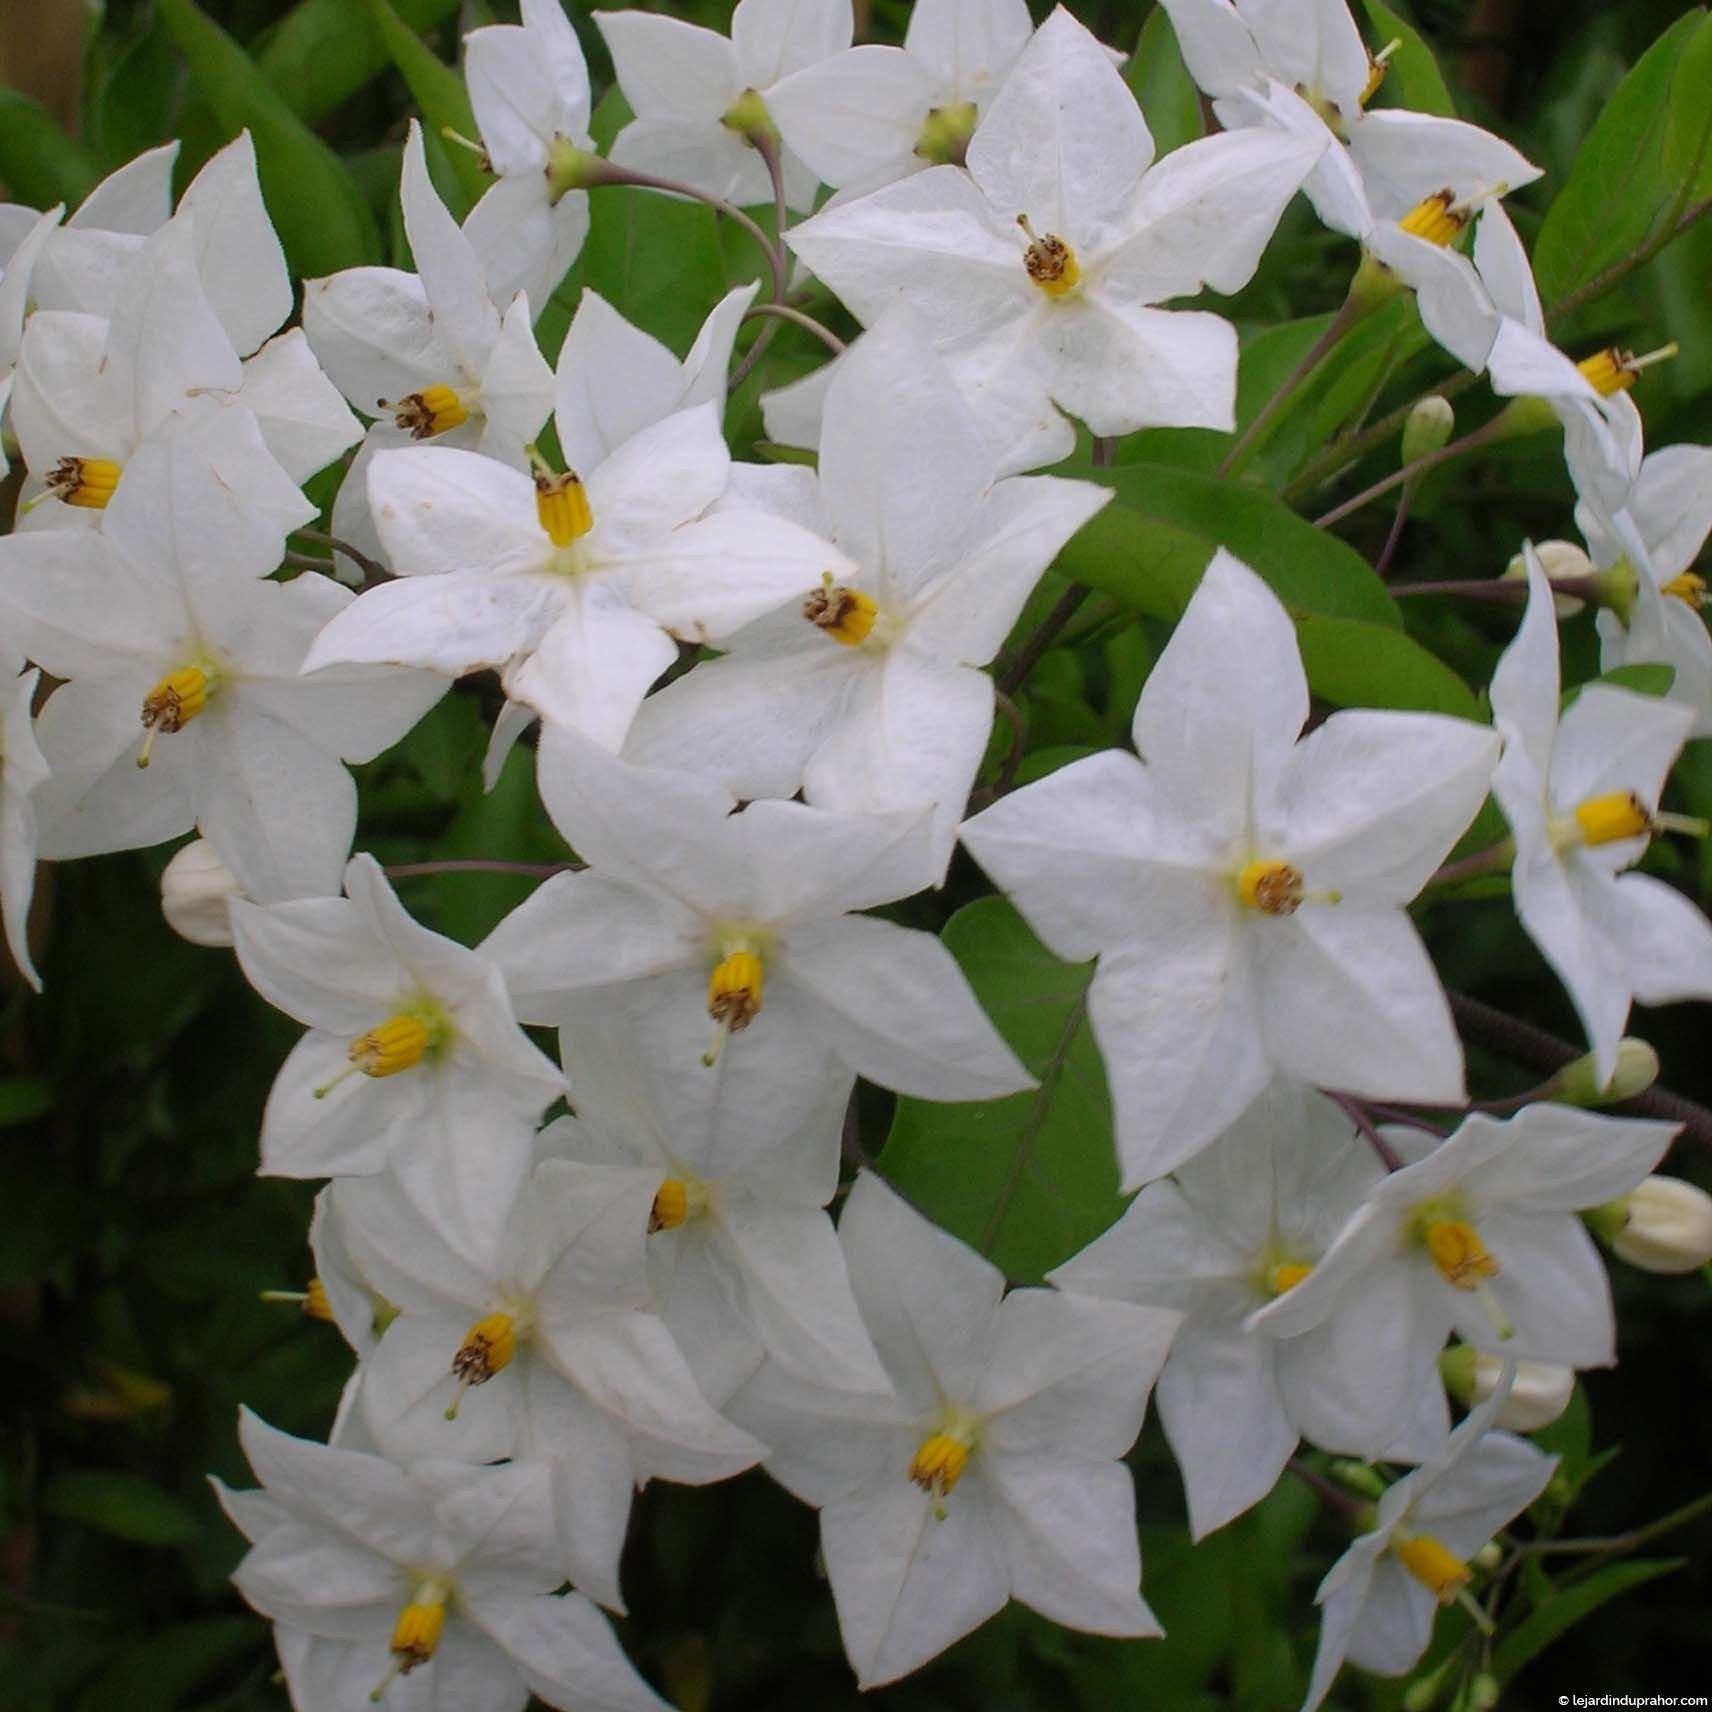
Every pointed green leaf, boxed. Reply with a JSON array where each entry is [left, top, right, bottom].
[[1296, 616, 1484, 717]]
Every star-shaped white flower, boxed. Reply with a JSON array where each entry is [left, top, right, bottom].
[[461, 0, 595, 312], [1299, 1375, 1557, 1712], [230, 854, 566, 1267], [1157, 0, 1539, 241], [482, 732, 1032, 1102], [0, 649, 49, 991], [305, 121, 555, 566], [594, 0, 850, 212], [1050, 1077, 1448, 1540], [1579, 445, 1712, 738], [626, 308, 1107, 873], [303, 403, 849, 751], [730, 1172, 1180, 1688], [220, 1409, 672, 1712], [787, 6, 1324, 473], [1490, 554, 1712, 1081], [0, 418, 439, 902], [961, 550, 1497, 1188], [327, 1157, 764, 1611], [542, 986, 888, 1403], [0, 202, 61, 481], [767, 0, 1035, 195], [1250, 1103, 1678, 1372]]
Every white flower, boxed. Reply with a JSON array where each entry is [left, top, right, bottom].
[[1490, 554, 1712, 1081], [1300, 1375, 1557, 1712], [1580, 445, 1712, 737], [731, 1173, 1180, 1687], [1050, 1078, 1446, 1539], [786, 6, 1324, 473], [302, 404, 848, 751], [160, 837, 244, 949], [1475, 206, 1643, 509], [1157, 0, 1539, 241], [961, 550, 1497, 1188], [462, 0, 595, 310], [1251, 1104, 1678, 1371], [542, 986, 888, 1402], [767, 0, 1034, 195], [229, 853, 565, 1267], [626, 308, 1108, 873], [328, 1157, 765, 1611], [594, 0, 850, 211], [305, 121, 555, 566], [0, 418, 440, 901], [0, 649, 48, 991], [482, 732, 1033, 1102], [219, 1409, 671, 1712]]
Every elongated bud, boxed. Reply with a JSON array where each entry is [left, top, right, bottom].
[[1452, 1348, 1573, 1431], [1502, 539, 1592, 617], [1545, 1036, 1659, 1107], [1607, 1176, 1712, 1273], [161, 839, 244, 947], [1402, 396, 1455, 465]]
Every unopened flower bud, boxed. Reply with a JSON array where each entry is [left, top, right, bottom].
[[1502, 539, 1593, 617], [1402, 395, 1455, 465], [1608, 1176, 1712, 1273], [1329, 1459, 1386, 1500], [160, 839, 243, 947], [1471, 1542, 1503, 1574], [1470, 1353, 1573, 1432], [1468, 1672, 1502, 1710], [1547, 1037, 1659, 1107]]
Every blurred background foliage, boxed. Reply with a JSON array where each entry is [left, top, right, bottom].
[[2, 0, 1711, 1707]]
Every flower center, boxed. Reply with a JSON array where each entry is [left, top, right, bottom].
[[452, 1312, 518, 1387], [1661, 571, 1707, 608], [373, 1578, 452, 1697], [385, 383, 470, 439], [1236, 858, 1305, 915], [1573, 790, 1652, 847], [313, 1005, 448, 1099], [1016, 215, 1081, 298], [1574, 343, 1677, 398], [803, 579, 879, 646], [1397, 188, 1471, 248], [1268, 1260, 1313, 1295], [909, 1417, 979, 1519], [137, 664, 217, 768], [649, 1175, 711, 1232], [703, 946, 764, 1066], [45, 455, 121, 509], [535, 470, 593, 548], [1422, 1217, 1498, 1289], [1393, 1532, 1472, 1602]]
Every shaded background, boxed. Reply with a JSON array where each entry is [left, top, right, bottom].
[[2, 1, 1709, 1706]]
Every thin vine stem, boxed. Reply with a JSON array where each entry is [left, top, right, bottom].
[[742, 301, 845, 353], [383, 859, 582, 880]]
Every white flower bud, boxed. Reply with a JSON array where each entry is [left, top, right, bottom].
[[1610, 1176, 1712, 1273], [1502, 539, 1593, 616], [1549, 1036, 1659, 1106], [1401, 395, 1455, 465], [1470, 1354, 1574, 1432], [160, 840, 243, 947]]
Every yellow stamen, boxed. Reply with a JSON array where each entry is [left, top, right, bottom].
[[137, 667, 212, 768], [46, 455, 122, 509], [372, 1587, 450, 1697], [909, 1431, 972, 1518], [316, 1014, 437, 1095], [803, 581, 878, 646], [1269, 1261, 1313, 1295], [1661, 571, 1707, 608], [706, 951, 763, 1038], [1575, 343, 1678, 397], [1237, 859, 1305, 916], [444, 1312, 518, 1419], [305, 1278, 333, 1321], [1017, 215, 1081, 298], [1360, 40, 1400, 107], [649, 1177, 709, 1232], [385, 383, 470, 439], [535, 470, 593, 547], [1573, 790, 1652, 847], [1423, 1219, 1498, 1290], [1394, 1533, 1472, 1602], [1398, 189, 1468, 247]]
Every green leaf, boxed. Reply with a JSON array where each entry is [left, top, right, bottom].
[[1492, 1559, 1685, 1680], [1128, 10, 1203, 156], [75, 1618, 259, 1712], [360, 0, 488, 216], [1089, 465, 1402, 626], [1533, 10, 1707, 303], [1575, 661, 1677, 701], [41, 1470, 202, 1547], [0, 1077, 52, 1127], [1661, 14, 1712, 200], [1361, 0, 1457, 117], [255, 0, 465, 126], [0, 88, 100, 209], [157, 0, 381, 278], [1051, 499, 1211, 621], [878, 897, 1126, 1284], [85, 12, 178, 169], [1295, 616, 1484, 718]]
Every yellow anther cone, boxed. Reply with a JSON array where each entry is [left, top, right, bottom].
[[909, 1432, 971, 1500], [1424, 1219, 1498, 1289], [1017, 215, 1081, 297], [804, 584, 878, 645], [347, 1013, 433, 1078], [1394, 1534, 1473, 1601], [1398, 190, 1467, 247], [536, 471, 593, 547], [1573, 791, 1651, 847], [1237, 859, 1305, 916]]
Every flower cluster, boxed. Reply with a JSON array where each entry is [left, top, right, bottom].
[[3, 2, 1710, 1708]]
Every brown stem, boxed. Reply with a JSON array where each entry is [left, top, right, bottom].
[[995, 583, 1091, 698], [1313, 415, 1506, 530], [741, 300, 845, 353], [294, 529, 387, 584], [1325, 1090, 1405, 1171]]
